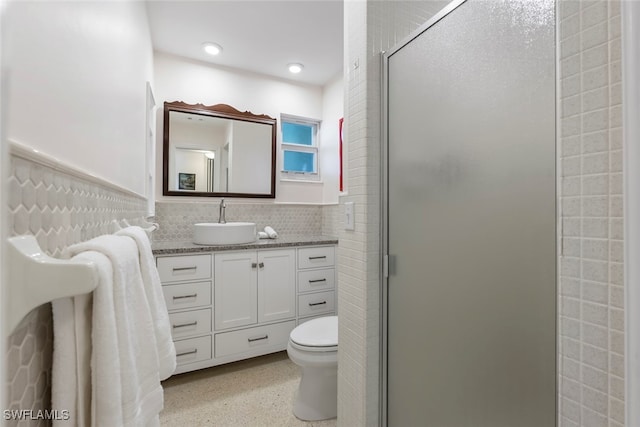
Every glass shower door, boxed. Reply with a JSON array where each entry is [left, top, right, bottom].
[[385, 1, 557, 425]]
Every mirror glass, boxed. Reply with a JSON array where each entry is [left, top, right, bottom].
[[163, 101, 276, 198]]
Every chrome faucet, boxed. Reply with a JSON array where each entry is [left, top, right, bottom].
[[218, 198, 227, 224]]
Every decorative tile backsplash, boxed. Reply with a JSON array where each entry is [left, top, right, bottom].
[[153, 201, 339, 242], [7, 156, 147, 258], [5, 153, 147, 426], [322, 204, 340, 237]]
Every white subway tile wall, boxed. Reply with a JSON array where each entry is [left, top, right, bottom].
[[5, 154, 147, 426], [559, 1, 624, 426]]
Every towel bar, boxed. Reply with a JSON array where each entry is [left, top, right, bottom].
[[5, 235, 98, 335]]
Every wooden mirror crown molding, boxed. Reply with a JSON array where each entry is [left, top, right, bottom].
[[165, 101, 276, 123]]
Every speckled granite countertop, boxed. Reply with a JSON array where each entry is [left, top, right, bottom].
[[152, 234, 338, 255]]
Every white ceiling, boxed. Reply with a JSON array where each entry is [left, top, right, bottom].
[[145, 0, 344, 87]]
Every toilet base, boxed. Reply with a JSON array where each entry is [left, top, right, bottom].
[[293, 364, 337, 421]]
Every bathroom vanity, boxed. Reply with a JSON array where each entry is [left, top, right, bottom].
[[153, 237, 337, 375]]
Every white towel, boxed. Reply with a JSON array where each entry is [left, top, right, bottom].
[[117, 226, 176, 380], [52, 258, 96, 427], [65, 235, 163, 427], [264, 226, 278, 239]]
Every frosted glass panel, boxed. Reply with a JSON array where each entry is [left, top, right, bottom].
[[386, 0, 556, 426], [283, 150, 316, 173], [282, 122, 313, 146]]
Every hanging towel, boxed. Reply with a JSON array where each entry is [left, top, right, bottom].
[[64, 234, 163, 427], [117, 226, 176, 380], [52, 253, 99, 427]]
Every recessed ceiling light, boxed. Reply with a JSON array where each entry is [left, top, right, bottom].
[[202, 42, 222, 56], [288, 63, 304, 74]]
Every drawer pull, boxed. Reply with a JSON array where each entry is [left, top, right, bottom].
[[248, 335, 269, 343], [308, 301, 327, 307], [173, 266, 197, 272], [173, 321, 198, 329], [176, 349, 198, 357], [308, 278, 327, 283], [308, 256, 327, 260], [173, 293, 198, 300], [251, 262, 258, 268], [259, 262, 265, 268]]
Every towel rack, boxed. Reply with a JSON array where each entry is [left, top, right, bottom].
[[6, 235, 99, 335]]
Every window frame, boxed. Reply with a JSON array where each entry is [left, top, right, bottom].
[[280, 114, 321, 182]]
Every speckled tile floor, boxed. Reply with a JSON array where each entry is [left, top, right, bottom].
[[160, 351, 337, 427]]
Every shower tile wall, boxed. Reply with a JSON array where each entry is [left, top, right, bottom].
[[5, 154, 147, 426], [153, 202, 339, 242], [558, 1, 624, 426]]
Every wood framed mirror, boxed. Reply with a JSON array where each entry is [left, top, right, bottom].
[[163, 101, 276, 198]]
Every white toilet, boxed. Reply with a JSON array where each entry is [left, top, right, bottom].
[[287, 315, 338, 421]]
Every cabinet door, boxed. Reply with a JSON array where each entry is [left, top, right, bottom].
[[214, 251, 258, 330], [257, 249, 296, 323]]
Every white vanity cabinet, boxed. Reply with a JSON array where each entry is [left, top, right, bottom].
[[155, 243, 336, 375], [213, 248, 296, 363], [296, 246, 336, 323], [214, 249, 296, 329], [156, 254, 214, 374]]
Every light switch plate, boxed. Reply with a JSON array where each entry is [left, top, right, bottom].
[[345, 202, 355, 230]]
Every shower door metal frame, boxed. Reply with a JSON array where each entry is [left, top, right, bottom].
[[380, 1, 467, 425], [623, 2, 640, 425]]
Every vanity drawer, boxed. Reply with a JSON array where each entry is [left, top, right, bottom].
[[214, 320, 296, 358], [157, 254, 212, 283], [298, 290, 335, 317], [163, 281, 211, 311], [298, 268, 335, 293], [169, 308, 212, 340], [174, 335, 212, 367], [297, 246, 335, 269]]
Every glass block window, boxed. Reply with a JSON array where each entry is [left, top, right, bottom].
[[281, 115, 320, 181]]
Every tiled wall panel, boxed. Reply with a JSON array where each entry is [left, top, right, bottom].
[[5, 153, 147, 426], [322, 204, 341, 237], [153, 202, 331, 242], [558, 1, 624, 426]]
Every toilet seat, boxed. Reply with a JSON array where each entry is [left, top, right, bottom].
[[289, 316, 338, 352]]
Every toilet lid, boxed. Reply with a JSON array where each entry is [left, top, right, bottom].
[[290, 316, 338, 348]]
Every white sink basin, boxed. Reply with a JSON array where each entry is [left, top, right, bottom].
[[193, 222, 257, 245]]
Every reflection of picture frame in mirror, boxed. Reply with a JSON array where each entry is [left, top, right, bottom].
[[178, 173, 196, 190]]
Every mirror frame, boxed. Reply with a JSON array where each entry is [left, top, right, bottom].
[[163, 101, 277, 198]]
